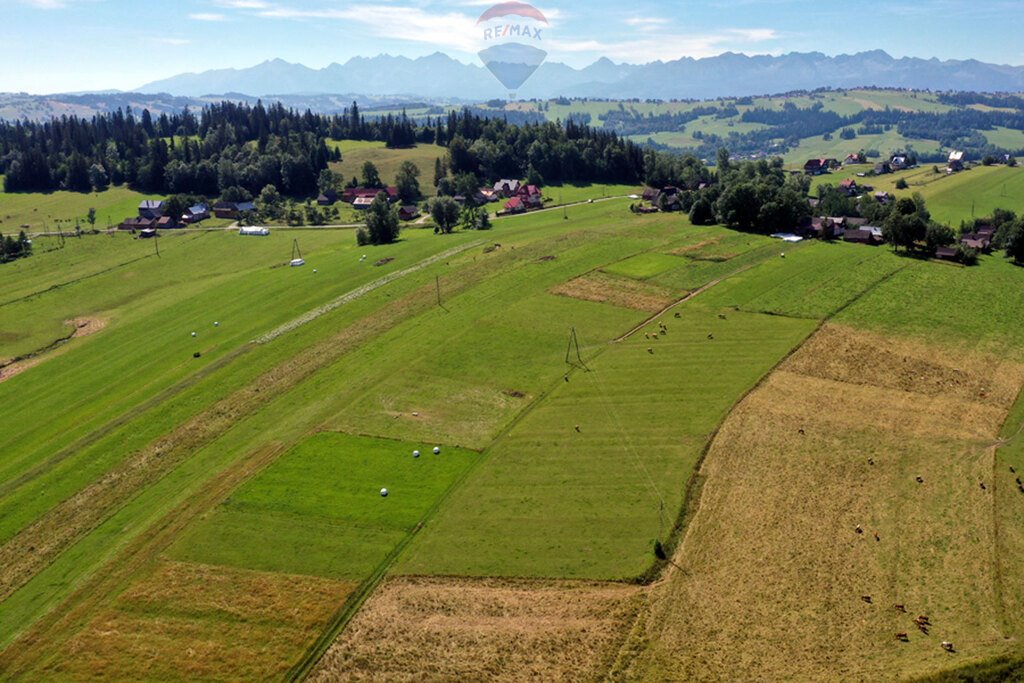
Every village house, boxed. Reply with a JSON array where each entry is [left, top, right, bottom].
[[342, 187, 399, 204], [317, 191, 338, 206], [839, 178, 860, 197], [155, 216, 178, 230], [352, 197, 376, 211], [503, 196, 526, 214], [948, 150, 966, 172], [960, 232, 992, 252], [493, 179, 522, 198], [804, 158, 830, 176], [844, 153, 867, 165], [890, 155, 909, 171], [517, 184, 543, 209], [138, 200, 166, 220]]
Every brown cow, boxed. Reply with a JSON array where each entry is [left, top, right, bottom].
[[896, 633, 910, 642]]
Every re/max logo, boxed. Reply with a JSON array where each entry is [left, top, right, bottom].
[[483, 24, 543, 40]]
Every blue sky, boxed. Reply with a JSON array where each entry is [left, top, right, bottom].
[[1, 0, 1022, 93]]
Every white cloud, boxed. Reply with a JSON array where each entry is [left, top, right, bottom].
[[546, 28, 780, 64], [19, 0, 68, 8], [155, 37, 191, 46], [189, 12, 227, 21]]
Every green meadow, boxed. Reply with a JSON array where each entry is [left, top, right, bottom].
[[0, 175, 1022, 681]]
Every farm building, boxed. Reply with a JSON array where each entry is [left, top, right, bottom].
[[353, 197, 376, 211], [119, 216, 154, 231], [317, 191, 338, 206], [398, 206, 421, 221], [213, 201, 257, 219], [891, 155, 910, 171], [155, 216, 178, 229], [182, 204, 209, 224], [844, 153, 866, 165], [844, 228, 882, 245], [138, 200, 166, 219], [935, 246, 959, 261]]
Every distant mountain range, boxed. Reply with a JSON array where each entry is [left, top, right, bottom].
[[134, 51, 1024, 100]]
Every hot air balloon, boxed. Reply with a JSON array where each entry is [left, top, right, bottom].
[[477, 2, 549, 98]]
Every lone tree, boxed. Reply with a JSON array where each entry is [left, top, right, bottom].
[[688, 197, 716, 226], [363, 192, 400, 245], [430, 196, 461, 234], [395, 161, 421, 204], [361, 161, 382, 188], [1005, 218, 1024, 265], [883, 196, 928, 252]]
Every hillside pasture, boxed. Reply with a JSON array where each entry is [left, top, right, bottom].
[[626, 324, 1024, 681], [171, 433, 477, 579], [0, 184, 163, 234], [310, 576, 642, 682], [696, 241, 906, 319], [327, 140, 446, 197], [398, 306, 817, 580], [36, 562, 355, 681]]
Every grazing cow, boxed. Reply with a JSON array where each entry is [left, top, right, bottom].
[[855, 525, 864, 535], [861, 595, 873, 604], [718, 314, 727, 320], [942, 641, 955, 652], [575, 425, 581, 433], [645, 333, 650, 339], [980, 482, 987, 491], [707, 334, 715, 340], [916, 616, 931, 625], [916, 476, 925, 484], [868, 458, 875, 466], [674, 312, 681, 319], [648, 348, 654, 355], [798, 428, 806, 436], [874, 532, 881, 542], [896, 633, 910, 642], [894, 604, 907, 613]]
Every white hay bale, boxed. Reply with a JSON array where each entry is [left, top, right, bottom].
[[433, 447, 441, 455], [413, 450, 421, 458], [380, 488, 389, 497]]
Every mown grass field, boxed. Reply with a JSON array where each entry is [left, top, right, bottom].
[[815, 165, 1024, 226], [0, 183, 163, 233], [0, 175, 1022, 682], [327, 140, 447, 198]]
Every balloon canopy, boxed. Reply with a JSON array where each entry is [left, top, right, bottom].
[[476, 2, 549, 95]]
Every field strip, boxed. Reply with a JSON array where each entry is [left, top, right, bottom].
[[613, 261, 764, 343], [0, 238, 562, 663], [0, 442, 287, 678], [0, 231, 207, 309], [253, 241, 482, 345]]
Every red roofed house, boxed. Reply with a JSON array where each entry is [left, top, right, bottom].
[[504, 197, 526, 214], [517, 184, 543, 209]]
